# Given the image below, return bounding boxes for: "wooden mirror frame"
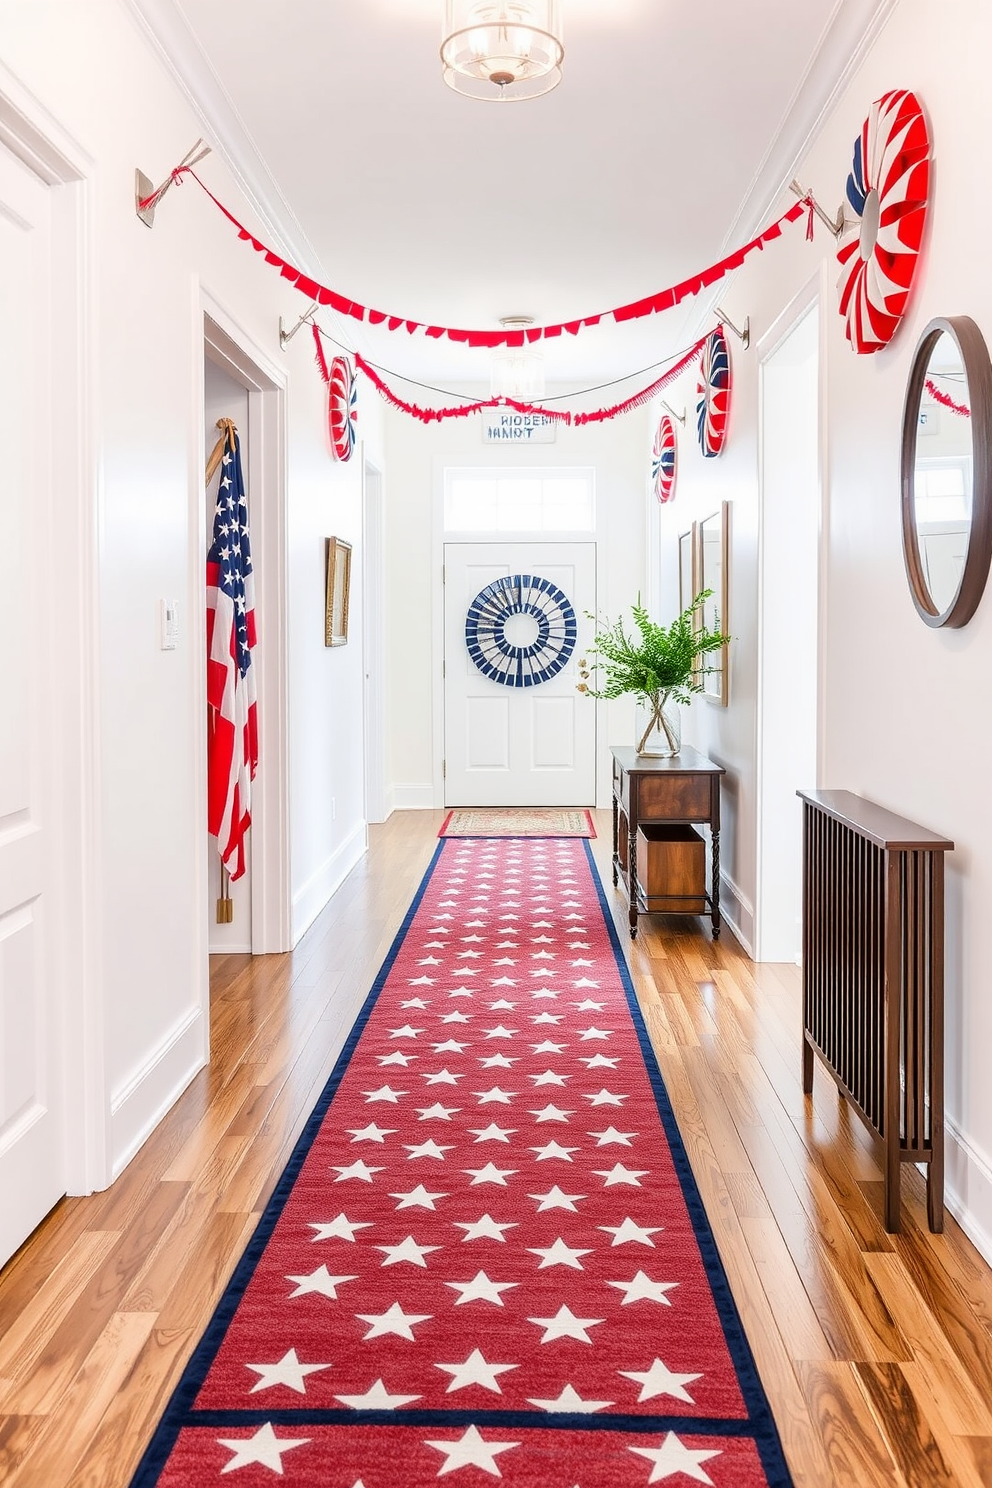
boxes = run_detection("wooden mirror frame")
[901,315,992,628]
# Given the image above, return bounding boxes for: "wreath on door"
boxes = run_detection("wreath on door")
[465,575,577,688]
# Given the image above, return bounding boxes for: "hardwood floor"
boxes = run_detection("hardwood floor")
[1,809,992,1486]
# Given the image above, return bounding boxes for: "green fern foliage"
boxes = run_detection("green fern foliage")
[579,593,728,708]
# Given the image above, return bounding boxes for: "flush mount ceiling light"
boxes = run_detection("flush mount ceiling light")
[490,317,546,399]
[441,1,564,102]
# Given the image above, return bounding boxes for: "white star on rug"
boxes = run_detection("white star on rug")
[347,1123,395,1143]
[529,1069,569,1086]
[418,956,442,965]
[334,1378,421,1410]
[404,1139,455,1160]
[530,1140,579,1161]
[478,1053,517,1068]
[577,1027,611,1041]
[594,1164,649,1187]
[217,1422,309,1474]
[608,1272,679,1305]
[599,1218,662,1246]
[531,1040,567,1054]
[308,1214,373,1242]
[286,1266,358,1300]
[435,1348,518,1393]
[423,1069,464,1085]
[530,1103,574,1122]
[453,1214,518,1242]
[527,1305,604,1343]
[377,1235,442,1268]
[528,1185,586,1211]
[488,998,517,1009]
[417,1103,460,1121]
[530,988,560,999]
[589,1127,637,1146]
[331,1161,384,1183]
[484,1025,517,1038]
[379,1052,416,1067]
[629,1433,721,1483]
[473,1086,517,1104]
[445,1271,519,1305]
[532,1012,563,1026]
[584,1089,628,1106]
[432,1039,470,1054]
[246,1349,330,1395]
[400,999,431,1010]
[526,1383,614,1413]
[425,1425,520,1477]
[469,1123,517,1143]
[463,1163,517,1185]
[356,1302,433,1340]
[441,1011,471,1024]
[390,1183,448,1209]
[528,1237,592,1269]
[619,1358,701,1403]
[362,1085,406,1102]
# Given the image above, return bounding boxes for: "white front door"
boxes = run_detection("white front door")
[444,543,596,806]
[0,147,65,1262]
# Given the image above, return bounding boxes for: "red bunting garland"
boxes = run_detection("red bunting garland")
[163,163,814,348]
[925,377,970,417]
[312,324,712,427]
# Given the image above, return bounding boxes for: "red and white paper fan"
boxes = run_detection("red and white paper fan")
[837,89,931,355]
[651,413,678,502]
[696,328,731,458]
[328,355,358,461]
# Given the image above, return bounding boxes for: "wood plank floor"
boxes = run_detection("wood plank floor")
[2,809,992,1486]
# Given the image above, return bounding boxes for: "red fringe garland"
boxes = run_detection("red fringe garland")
[311,321,330,384]
[168,164,813,348]
[925,377,970,417]
[313,331,712,426]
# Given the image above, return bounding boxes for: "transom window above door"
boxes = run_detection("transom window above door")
[444,468,596,533]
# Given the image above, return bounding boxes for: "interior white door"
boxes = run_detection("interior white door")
[444,543,596,806]
[0,147,65,1262]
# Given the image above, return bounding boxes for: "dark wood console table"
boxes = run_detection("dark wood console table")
[611,746,725,939]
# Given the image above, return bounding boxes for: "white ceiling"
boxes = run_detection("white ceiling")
[133,0,893,394]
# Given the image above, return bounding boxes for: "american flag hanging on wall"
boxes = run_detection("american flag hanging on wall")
[206,422,257,881]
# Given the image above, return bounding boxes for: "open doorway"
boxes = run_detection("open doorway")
[756,292,821,963]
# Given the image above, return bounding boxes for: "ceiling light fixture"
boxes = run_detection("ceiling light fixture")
[490,316,546,399]
[441,1,564,103]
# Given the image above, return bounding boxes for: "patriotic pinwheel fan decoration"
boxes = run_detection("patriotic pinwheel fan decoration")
[837,89,931,355]
[465,575,577,688]
[328,354,358,461]
[696,327,731,458]
[652,412,678,503]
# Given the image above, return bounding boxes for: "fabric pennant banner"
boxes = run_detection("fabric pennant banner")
[129,837,794,1488]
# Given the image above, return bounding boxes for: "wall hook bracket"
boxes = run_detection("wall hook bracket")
[136,138,211,227]
[789,177,847,239]
[660,400,686,426]
[279,301,320,350]
[715,306,750,348]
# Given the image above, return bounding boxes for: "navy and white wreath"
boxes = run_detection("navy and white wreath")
[465,574,577,688]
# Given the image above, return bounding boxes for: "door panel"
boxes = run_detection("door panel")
[444,543,596,806]
[0,146,64,1264]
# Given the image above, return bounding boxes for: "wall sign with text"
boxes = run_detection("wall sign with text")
[481,411,557,444]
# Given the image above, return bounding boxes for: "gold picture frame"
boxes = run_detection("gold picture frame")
[699,502,729,705]
[325,537,352,647]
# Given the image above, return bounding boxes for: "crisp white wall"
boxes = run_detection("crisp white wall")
[654,0,992,1260]
[0,0,381,1183]
[382,403,649,811]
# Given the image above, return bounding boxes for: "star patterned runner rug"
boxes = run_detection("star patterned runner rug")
[130,838,793,1488]
[439,809,596,839]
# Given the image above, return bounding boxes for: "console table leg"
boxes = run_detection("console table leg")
[628,828,639,938]
[612,794,619,887]
[711,830,722,940]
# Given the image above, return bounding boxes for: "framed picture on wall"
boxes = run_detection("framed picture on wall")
[325,537,352,647]
[699,502,729,705]
[678,524,698,614]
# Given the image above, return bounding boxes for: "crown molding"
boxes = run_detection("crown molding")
[121,0,324,277]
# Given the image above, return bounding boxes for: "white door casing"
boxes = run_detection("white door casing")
[443,543,596,806]
[0,146,65,1261]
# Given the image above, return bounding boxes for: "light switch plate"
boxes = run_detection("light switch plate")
[161,598,180,650]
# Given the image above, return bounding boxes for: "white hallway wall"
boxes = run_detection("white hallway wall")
[0,0,382,1186]
[382,406,649,812]
[654,0,992,1260]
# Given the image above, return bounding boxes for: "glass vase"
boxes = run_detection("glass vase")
[635,694,681,757]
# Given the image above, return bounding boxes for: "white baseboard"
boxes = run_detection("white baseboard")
[719,870,754,956]
[109,1005,206,1180]
[386,784,436,813]
[291,822,368,945]
[945,1118,992,1267]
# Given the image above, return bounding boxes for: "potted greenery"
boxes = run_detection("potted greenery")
[577,594,728,756]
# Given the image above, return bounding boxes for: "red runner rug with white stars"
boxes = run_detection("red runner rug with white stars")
[130,838,793,1488]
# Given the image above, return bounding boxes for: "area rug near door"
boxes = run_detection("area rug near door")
[439,808,596,838]
[130,838,792,1488]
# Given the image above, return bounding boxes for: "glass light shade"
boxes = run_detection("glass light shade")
[490,344,546,400]
[441,0,563,102]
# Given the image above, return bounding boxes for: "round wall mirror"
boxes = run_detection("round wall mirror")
[901,315,992,627]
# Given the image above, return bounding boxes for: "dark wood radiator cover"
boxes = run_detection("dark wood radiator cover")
[798,790,953,1233]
